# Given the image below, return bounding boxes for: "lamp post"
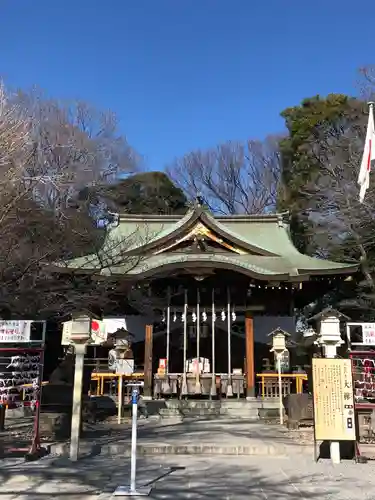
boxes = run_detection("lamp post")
[64,314,91,462]
[268,328,290,426]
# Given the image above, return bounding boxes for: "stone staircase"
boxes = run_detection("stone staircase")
[153,399,264,421]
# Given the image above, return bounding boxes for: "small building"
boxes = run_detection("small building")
[61,201,357,398]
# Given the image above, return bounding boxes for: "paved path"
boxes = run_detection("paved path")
[51,418,314,456]
[0,454,375,499]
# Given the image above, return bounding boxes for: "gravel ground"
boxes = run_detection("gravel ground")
[0,452,374,499]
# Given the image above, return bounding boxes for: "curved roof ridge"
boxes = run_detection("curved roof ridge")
[117,210,290,223]
[118,213,185,222]
[216,212,289,222]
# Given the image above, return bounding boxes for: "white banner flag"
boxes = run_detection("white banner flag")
[358,103,375,203]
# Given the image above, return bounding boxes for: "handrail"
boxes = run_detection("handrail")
[91,372,145,396]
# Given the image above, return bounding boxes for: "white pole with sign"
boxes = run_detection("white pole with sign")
[113,384,151,497]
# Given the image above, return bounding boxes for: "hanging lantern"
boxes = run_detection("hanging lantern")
[232,311,236,322]
[181,313,186,323]
[173,310,177,322]
[202,310,207,322]
[192,311,197,323]
[212,311,217,322]
[221,310,226,321]
[161,310,166,323]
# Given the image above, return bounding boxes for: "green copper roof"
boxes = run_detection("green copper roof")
[57,206,358,279]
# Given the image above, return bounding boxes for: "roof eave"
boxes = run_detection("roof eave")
[297,265,358,276]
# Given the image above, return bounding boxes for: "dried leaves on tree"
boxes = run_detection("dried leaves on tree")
[0,84,141,318]
[167,137,281,214]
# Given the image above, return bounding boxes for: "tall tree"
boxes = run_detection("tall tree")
[167,137,281,215]
[90,171,187,215]
[0,83,142,318]
[278,94,365,253]
[278,93,375,317]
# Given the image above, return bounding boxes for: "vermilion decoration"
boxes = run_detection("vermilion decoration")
[91,320,100,331]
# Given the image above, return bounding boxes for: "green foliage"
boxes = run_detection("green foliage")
[278,94,365,252]
[279,94,363,206]
[97,171,187,215]
[277,93,375,319]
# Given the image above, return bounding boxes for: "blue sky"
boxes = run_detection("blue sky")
[0,1,372,170]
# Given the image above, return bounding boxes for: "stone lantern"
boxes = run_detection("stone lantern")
[268,327,291,370]
[111,327,135,375]
[68,314,92,344]
[308,308,349,359]
[267,328,291,426]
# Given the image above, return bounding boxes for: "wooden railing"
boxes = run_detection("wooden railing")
[257,373,308,399]
[90,372,144,397]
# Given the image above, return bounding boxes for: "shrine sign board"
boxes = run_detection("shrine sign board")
[312,358,356,441]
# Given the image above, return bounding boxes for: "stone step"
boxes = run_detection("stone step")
[159,408,182,416]
[158,399,263,421]
[165,400,261,410]
[51,441,311,457]
[219,409,259,415]
[158,411,259,421]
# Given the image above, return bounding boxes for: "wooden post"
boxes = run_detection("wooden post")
[0,405,5,431]
[245,315,255,398]
[143,324,153,399]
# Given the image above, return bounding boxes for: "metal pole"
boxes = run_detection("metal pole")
[226,287,233,397]
[181,289,188,396]
[130,389,138,492]
[277,353,284,425]
[70,342,86,461]
[195,287,201,394]
[113,387,151,496]
[210,288,216,397]
[117,375,123,424]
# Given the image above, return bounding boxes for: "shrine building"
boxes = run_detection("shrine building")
[61,200,358,399]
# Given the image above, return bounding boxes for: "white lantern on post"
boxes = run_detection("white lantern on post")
[69,315,92,344]
[62,315,91,346]
[271,331,287,353]
[308,308,348,359]
[268,328,291,426]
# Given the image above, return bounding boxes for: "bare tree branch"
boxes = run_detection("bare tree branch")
[0,82,148,319]
[166,136,281,214]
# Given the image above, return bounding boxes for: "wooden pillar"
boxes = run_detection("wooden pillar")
[245,315,255,398]
[143,324,153,399]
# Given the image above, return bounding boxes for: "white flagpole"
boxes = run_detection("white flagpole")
[358,101,375,203]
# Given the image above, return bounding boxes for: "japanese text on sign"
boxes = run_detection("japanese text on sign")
[0,321,31,343]
[312,358,356,441]
[362,323,375,345]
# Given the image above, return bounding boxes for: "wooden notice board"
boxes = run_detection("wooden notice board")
[312,358,356,441]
